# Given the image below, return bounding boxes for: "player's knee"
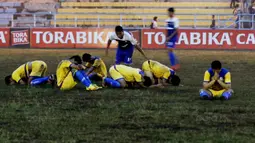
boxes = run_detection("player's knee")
[199,89,212,100]
[117,79,126,88]
[221,90,233,100]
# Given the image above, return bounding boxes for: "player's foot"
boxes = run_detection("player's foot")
[49,74,56,88]
[171,64,180,71]
[86,84,102,91]
[93,84,102,89]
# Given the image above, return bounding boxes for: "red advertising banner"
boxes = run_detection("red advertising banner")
[31,28,140,48]
[141,29,255,49]
[11,30,29,46]
[0,28,10,47]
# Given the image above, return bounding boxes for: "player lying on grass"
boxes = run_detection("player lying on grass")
[5,60,55,86]
[142,60,180,88]
[103,64,152,88]
[200,60,233,100]
[56,55,101,91]
[106,25,148,65]
[82,53,107,83]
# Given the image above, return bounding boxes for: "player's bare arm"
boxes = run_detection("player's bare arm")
[106,39,112,56]
[217,80,231,89]
[86,66,95,76]
[134,44,148,59]
[70,64,83,70]
[203,80,216,89]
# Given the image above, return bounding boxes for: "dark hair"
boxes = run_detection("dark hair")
[115,25,123,32]
[69,55,82,64]
[171,75,180,86]
[211,60,222,70]
[5,75,12,85]
[235,4,239,8]
[168,7,175,13]
[143,76,152,87]
[82,53,92,62]
[153,16,157,20]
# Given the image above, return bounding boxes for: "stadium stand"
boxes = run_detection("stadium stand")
[0,0,242,28]
[56,1,235,28]
[0,0,57,27]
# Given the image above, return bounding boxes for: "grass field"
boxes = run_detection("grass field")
[1,49,255,142]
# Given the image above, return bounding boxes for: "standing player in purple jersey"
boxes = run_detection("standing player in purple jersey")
[165,7,180,71]
[106,26,147,65]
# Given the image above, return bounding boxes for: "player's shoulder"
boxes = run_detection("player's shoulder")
[206,68,213,74]
[220,68,230,75]
[124,31,133,37]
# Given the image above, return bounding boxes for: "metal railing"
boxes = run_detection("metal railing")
[0,13,254,29]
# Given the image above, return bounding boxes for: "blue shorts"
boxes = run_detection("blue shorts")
[116,45,134,64]
[167,37,177,49]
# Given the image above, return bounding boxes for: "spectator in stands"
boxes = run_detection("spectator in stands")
[249,2,255,14]
[230,0,236,8]
[210,15,216,29]
[233,4,242,28]
[150,16,158,29]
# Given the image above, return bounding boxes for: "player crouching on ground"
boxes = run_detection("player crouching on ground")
[103,64,152,88]
[5,60,55,86]
[142,60,180,88]
[82,53,107,84]
[200,60,233,100]
[56,55,101,91]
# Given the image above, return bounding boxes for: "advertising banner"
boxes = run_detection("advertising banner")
[0,28,10,47]
[31,28,140,48]
[141,29,255,49]
[10,28,30,47]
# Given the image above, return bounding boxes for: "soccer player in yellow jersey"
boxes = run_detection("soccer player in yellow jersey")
[5,60,55,86]
[103,64,152,88]
[56,55,100,91]
[200,60,233,100]
[142,60,180,87]
[82,53,107,82]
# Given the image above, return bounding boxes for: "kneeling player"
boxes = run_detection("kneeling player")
[103,64,151,88]
[142,60,180,88]
[200,60,233,100]
[56,55,100,91]
[5,60,55,86]
[82,53,107,82]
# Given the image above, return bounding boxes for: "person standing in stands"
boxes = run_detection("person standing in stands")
[230,0,237,8]
[150,16,158,29]
[233,4,242,28]
[210,15,216,29]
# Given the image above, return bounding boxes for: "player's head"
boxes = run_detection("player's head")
[168,7,175,17]
[153,16,158,21]
[211,60,222,73]
[69,55,82,65]
[235,4,239,8]
[212,15,215,19]
[143,76,152,87]
[5,75,16,85]
[115,25,124,39]
[82,53,92,62]
[168,75,180,86]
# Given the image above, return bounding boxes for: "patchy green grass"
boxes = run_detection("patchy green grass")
[0,49,255,142]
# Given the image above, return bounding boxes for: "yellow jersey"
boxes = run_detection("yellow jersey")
[85,57,107,77]
[12,60,47,83]
[142,60,175,79]
[109,65,143,82]
[204,68,231,91]
[56,60,73,87]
